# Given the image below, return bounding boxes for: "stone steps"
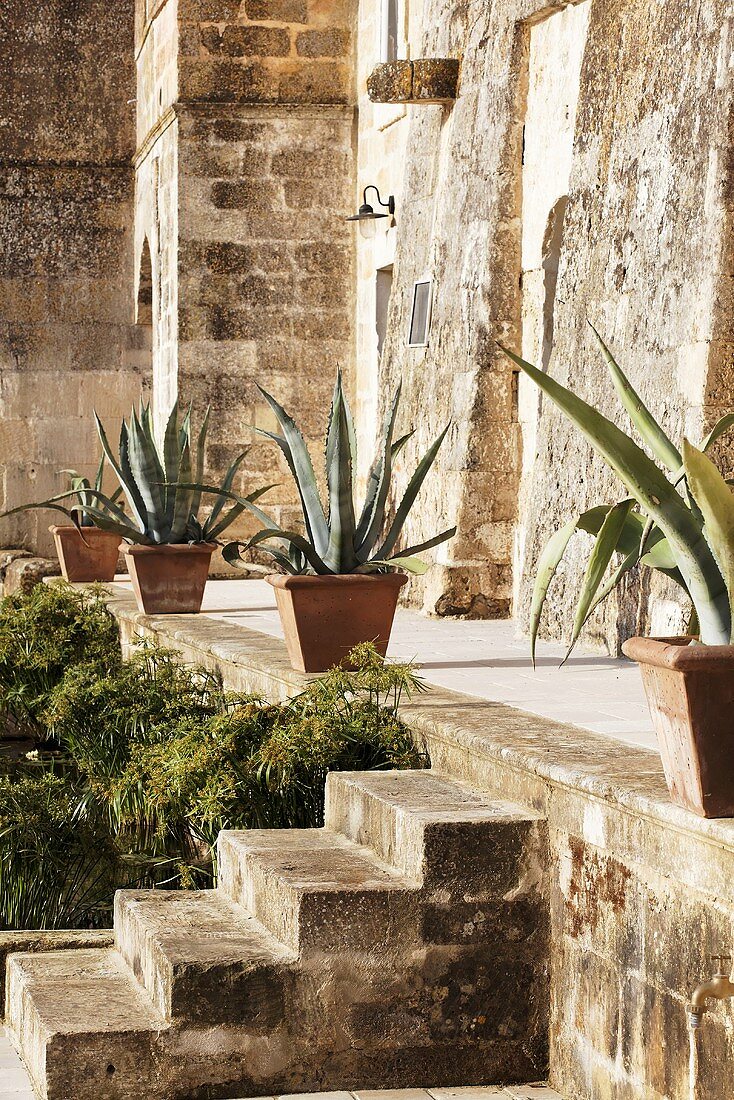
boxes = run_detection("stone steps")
[5,770,550,1100]
[114,888,295,1024]
[218,827,420,952]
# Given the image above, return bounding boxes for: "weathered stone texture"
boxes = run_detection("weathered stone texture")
[518,0,734,651]
[367,59,460,104]
[173,105,354,537]
[0,1,148,556]
[134,0,356,541]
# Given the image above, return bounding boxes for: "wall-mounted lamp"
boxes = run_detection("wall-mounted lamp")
[346,185,395,238]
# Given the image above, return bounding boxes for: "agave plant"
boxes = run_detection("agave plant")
[212,371,455,575]
[88,401,274,545]
[501,326,734,654]
[2,402,270,547]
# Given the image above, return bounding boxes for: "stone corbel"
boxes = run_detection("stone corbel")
[366,58,460,105]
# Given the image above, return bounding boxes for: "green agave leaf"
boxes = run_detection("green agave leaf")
[0,500,81,523]
[257,385,329,556]
[586,548,641,621]
[161,401,180,533]
[382,555,427,574]
[169,440,194,543]
[590,324,682,473]
[565,499,635,658]
[222,540,301,575]
[207,449,249,529]
[376,423,451,561]
[391,430,415,457]
[246,528,333,575]
[683,439,734,641]
[171,484,278,533]
[324,371,357,572]
[701,412,734,454]
[67,506,150,544]
[387,526,456,560]
[94,453,106,493]
[355,384,402,559]
[529,517,580,665]
[128,408,167,539]
[95,413,146,530]
[204,483,276,541]
[190,405,211,526]
[500,343,730,645]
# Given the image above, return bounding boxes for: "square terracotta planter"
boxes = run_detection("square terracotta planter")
[622,635,734,817]
[122,543,215,615]
[50,525,121,583]
[267,572,408,673]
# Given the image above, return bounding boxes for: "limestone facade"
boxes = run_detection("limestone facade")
[3,1,734,641]
[0,1,148,556]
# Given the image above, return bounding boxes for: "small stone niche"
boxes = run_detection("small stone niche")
[367,58,460,105]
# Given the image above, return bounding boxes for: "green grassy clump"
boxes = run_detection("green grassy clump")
[0,586,427,929]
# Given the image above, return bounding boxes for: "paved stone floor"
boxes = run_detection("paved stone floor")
[0,1028,34,1098]
[181,578,655,752]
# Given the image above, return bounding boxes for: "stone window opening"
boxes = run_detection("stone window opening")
[381,0,402,62]
[136,237,153,328]
[376,264,394,359]
[540,194,568,372]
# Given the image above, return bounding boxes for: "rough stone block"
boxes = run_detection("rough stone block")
[325,771,546,892]
[211,179,280,210]
[3,556,61,595]
[218,828,420,951]
[296,29,351,57]
[6,949,164,1100]
[277,61,349,104]
[244,0,308,21]
[0,930,113,1018]
[412,58,461,102]
[366,60,413,103]
[222,25,292,57]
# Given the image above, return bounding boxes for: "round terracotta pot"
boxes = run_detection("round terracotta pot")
[267,572,408,673]
[622,635,734,818]
[50,525,122,583]
[122,542,215,615]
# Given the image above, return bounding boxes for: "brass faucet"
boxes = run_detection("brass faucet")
[689,955,734,1029]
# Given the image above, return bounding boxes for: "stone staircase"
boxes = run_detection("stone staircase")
[4,770,549,1100]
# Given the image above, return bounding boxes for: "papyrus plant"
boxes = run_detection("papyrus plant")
[217,371,456,575]
[501,327,734,653]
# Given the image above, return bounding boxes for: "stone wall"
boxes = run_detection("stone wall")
[135,0,356,547]
[518,0,734,650]
[0,1,148,556]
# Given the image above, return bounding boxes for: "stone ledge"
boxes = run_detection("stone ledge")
[367,59,460,104]
[90,582,734,884]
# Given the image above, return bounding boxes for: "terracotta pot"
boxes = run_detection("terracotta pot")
[622,635,734,817]
[50,525,121,583]
[267,572,409,673]
[122,542,215,615]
